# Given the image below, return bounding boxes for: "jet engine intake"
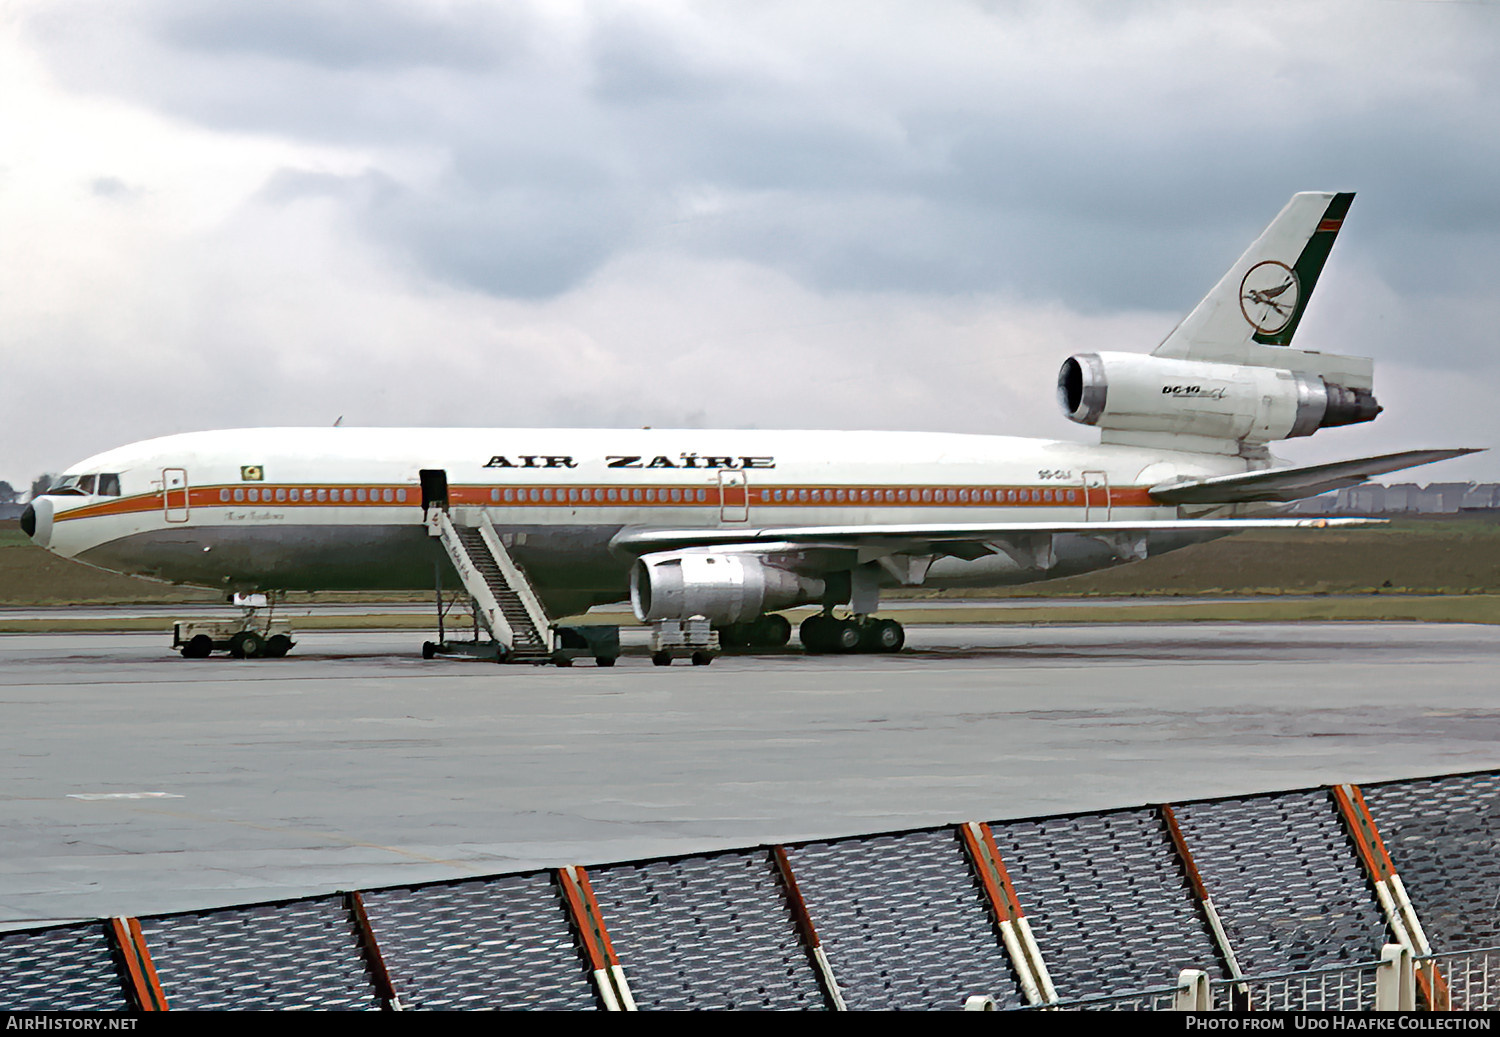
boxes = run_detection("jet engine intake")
[631,551,826,625]
[1057,352,1380,444]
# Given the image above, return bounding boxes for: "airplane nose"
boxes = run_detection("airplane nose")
[20,503,35,538]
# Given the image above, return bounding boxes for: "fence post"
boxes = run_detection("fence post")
[1173,969,1214,1011]
[1375,943,1415,1011]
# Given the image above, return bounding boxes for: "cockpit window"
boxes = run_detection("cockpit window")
[48,475,87,496]
[98,474,120,497]
[78,474,97,495]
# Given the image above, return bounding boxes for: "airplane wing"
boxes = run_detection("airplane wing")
[610,516,1378,559]
[1147,448,1481,505]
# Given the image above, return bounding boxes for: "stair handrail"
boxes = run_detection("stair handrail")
[476,511,555,653]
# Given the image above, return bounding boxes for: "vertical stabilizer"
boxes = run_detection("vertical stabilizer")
[1154,191,1354,363]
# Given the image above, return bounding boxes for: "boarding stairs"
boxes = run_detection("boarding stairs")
[427,508,555,662]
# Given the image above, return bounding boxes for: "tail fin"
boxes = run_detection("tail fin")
[1155,191,1355,363]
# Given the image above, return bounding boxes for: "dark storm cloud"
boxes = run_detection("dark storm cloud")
[19,1,1500,322]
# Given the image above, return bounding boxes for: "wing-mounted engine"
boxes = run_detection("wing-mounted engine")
[1058,351,1380,448]
[631,550,826,625]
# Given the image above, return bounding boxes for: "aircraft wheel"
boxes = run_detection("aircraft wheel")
[229,631,265,659]
[691,651,713,666]
[829,620,861,653]
[181,635,213,659]
[652,651,673,666]
[554,656,574,667]
[799,615,829,652]
[753,614,792,647]
[866,619,905,653]
[421,641,437,659]
[264,635,293,658]
[596,656,617,667]
[716,624,747,648]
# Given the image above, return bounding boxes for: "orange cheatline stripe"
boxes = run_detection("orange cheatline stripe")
[53,481,1161,521]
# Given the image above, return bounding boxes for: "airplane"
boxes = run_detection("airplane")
[19,192,1477,663]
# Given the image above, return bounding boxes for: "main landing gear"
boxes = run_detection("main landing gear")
[715,614,793,649]
[799,613,906,654]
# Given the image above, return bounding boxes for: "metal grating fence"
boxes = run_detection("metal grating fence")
[784,829,1018,1010]
[359,872,597,1010]
[1361,772,1500,952]
[137,898,382,1010]
[9,768,1500,1011]
[586,850,827,1010]
[0,923,125,1012]
[1170,791,1388,983]
[988,808,1223,1000]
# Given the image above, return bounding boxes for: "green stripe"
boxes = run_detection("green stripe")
[1253,191,1355,346]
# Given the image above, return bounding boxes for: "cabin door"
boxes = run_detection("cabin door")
[419,470,450,514]
[718,470,749,523]
[162,468,190,523]
[1083,471,1110,522]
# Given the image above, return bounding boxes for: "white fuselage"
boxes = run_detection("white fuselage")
[27,427,1250,613]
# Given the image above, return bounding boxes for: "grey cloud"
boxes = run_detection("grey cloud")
[151,0,527,72]
[89,176,141,201]
[20,1,1500,322]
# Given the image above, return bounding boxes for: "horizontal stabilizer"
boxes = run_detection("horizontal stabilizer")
[1148,448,1482,505]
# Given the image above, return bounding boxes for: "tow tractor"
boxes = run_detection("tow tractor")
[173,593,295,659]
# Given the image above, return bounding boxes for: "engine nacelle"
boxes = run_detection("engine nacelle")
[1057,352,1379,444]
[631,551,825,625]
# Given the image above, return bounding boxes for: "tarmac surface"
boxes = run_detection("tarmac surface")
[3,620,1499,929]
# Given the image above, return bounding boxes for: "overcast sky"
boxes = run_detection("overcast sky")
[3,0,1497,489]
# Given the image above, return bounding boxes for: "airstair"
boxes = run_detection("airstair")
[426,507,556,663]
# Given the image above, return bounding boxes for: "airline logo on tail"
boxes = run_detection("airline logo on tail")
[1239,260,1299,335]
[1248,191,1352,346]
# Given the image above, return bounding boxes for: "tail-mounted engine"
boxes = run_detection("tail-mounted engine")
[631,550,825,626]
[1058,352,1380,447]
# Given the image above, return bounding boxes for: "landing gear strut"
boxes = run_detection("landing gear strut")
[799,613,905,654]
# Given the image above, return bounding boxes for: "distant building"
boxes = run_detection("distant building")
[1282,481,1499,516]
